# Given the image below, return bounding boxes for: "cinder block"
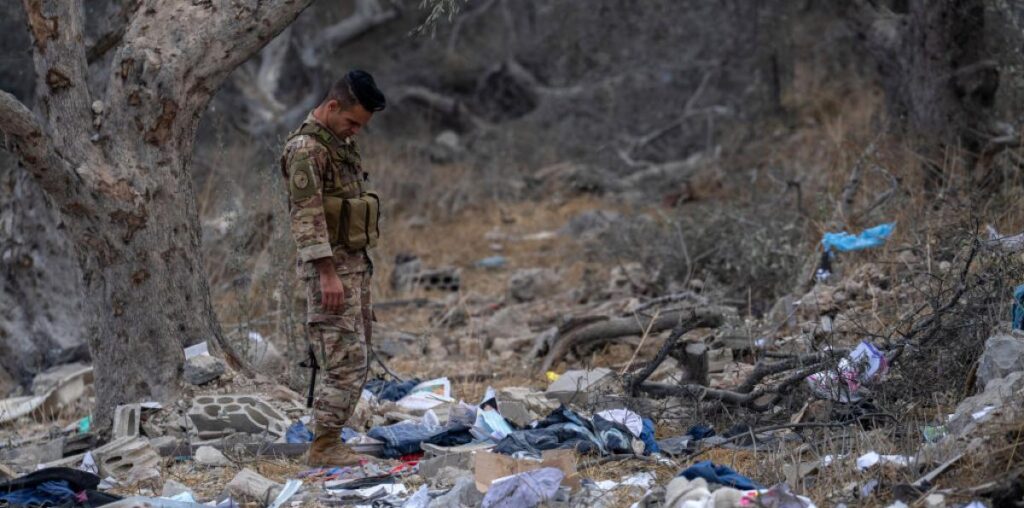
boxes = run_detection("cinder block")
[93,437,161,484]
[187,394,288,441]
[112,404,141,439]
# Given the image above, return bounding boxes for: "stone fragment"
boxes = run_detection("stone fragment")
[507,268,560,302]
[183,355,225,385]
[948,371,1024,436]
[977,330,1024,388]
[227,468,282,501]
[546,368,613,404]
[194,445,231,467]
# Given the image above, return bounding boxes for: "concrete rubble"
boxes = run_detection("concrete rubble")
[0,220,1019,508]
[183,355,226,386]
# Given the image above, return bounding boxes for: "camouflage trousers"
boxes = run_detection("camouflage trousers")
[305,270,372,431]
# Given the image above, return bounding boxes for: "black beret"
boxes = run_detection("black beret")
[347,70,386,112]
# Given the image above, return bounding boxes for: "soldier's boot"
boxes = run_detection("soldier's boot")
[307,426,372,467]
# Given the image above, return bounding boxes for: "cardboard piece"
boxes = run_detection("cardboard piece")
[473,449,579,493]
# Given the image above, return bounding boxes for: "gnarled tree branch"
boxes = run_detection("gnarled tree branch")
[0,89,82,205]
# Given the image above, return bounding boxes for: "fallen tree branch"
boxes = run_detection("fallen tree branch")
[630,291,709,314]
[540,306,728,373]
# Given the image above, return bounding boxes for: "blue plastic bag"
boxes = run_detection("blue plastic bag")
[822,223,895,252]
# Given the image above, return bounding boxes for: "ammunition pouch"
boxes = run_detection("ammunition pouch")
[325,192,380,250]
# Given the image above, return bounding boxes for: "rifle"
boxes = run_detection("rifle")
[298,343,319,408]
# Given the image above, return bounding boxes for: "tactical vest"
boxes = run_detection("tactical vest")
[284,120,380,251]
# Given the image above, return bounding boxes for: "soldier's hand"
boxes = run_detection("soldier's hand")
[320,271,346,314]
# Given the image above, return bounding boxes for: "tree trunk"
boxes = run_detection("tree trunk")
[850,0,999,170]
[66,149,220,421]
[0,0,313,426]
[0,155,88,388]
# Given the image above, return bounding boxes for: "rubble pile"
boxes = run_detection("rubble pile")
[1,214,1021,507]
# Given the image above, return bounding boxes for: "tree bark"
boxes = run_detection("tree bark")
[848,0,999,169]
[1,0,313,425]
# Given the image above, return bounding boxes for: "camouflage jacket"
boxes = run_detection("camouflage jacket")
[281,113,371,276]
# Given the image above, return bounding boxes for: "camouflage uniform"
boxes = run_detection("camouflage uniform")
[282,113,374,431]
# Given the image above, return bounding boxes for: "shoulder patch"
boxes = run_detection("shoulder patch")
[288,157,318,200]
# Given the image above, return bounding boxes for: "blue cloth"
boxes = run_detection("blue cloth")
[492,423,604,456]
[0,480,77,507]
[822,223,895,252]
[640,418,659,455]
[363,378,421,402]
[1013,284,1024,330]
[592,415,633,454]
[686,424,715,440]
[366,421,473,458]
[679,460,764,490]
[286,421,314,443]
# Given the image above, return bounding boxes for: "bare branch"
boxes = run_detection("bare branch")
[392,85,491,130]
[540,306,728,373]
[319,0,399,48]
[104,0,315,143]
[0,90,82,204]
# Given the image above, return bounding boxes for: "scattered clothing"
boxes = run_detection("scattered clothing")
[363,378,421,402]
[493,405,606,457]
[286,420,314,443]
[678,460,764,490]
[481,467,564,508]
[366,421,472,458]
[592,414,635,454]
[656,435,691,456]
[0,467,120,507]
[594,409,643,437]
[687,424,716,440]
[492,423,603,456]
[640,418,659,455]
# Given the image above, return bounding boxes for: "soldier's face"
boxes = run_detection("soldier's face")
[325,101,373,138]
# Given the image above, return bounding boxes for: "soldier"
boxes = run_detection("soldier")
[281,70,386,466]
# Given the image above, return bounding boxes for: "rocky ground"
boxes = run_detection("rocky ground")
[3,190,1024,508]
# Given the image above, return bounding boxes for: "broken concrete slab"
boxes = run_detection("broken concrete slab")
[94,437,161,484]
[0,364,92,424]
[184,355,225,385]
[187,394,289,441]
[546,368,614,404]
[0,436,64,469]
